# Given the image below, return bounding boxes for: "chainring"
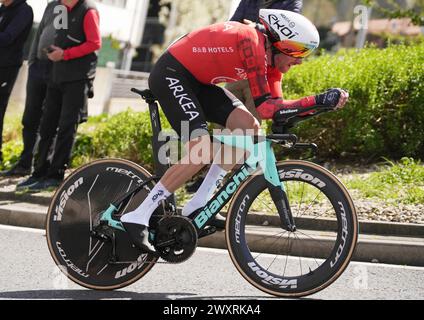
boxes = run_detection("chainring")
[154,216,198,264]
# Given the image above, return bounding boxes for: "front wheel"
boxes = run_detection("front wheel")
[46,159,158,290]
[226,160,358,298]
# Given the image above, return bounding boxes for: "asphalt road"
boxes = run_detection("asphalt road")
[0,225,423,300]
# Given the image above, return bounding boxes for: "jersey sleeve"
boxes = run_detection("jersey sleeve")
[237,27,272,105]
[267,66,283,98]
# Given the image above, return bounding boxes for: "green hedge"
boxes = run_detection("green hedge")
[5,42,419,171]
[72,111,171,170]
[282,41,424,160]
[72,42,423,168]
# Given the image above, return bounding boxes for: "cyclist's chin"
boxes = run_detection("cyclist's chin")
[278,64,292,74]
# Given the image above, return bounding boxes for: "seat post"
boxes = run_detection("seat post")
[131,88,169,177]
[132,88,177,213]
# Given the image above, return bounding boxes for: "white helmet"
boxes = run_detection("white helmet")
[259,9,320,58]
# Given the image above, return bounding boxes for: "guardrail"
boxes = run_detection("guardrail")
[110,69,150,99]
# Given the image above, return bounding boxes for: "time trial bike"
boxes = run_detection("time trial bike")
[46,88,358,298]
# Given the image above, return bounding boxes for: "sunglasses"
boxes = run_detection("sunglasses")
[273,40,317,58]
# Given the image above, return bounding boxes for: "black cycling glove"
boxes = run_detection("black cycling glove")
[315,89,343,109]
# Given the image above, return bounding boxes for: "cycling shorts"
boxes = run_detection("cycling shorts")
[148,51,244,143]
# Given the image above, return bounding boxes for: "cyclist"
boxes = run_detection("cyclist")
[121,9,349,253]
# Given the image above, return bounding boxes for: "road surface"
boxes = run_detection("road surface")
[0,225,423,300]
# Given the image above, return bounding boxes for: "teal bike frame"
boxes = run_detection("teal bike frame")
[99,133,297,233]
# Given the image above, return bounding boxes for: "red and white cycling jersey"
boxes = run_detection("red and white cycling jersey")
[169,21,283,101]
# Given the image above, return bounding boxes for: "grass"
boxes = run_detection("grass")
[1,113,23,170]
[342,158,424,205]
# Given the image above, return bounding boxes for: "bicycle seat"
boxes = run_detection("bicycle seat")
[131,88,157,103]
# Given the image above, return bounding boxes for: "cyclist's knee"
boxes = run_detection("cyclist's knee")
[184,134,213,165]
[252,119,261,133]
[227,107,261,133]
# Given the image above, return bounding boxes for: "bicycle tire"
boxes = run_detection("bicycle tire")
[226,160,358,298]
[46,159,158,290]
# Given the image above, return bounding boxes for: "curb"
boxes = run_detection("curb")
[198,230,424,267]
[0,189,423,237]
[0,189,52,206]
[0,202,423,267]
[0,204,47,230]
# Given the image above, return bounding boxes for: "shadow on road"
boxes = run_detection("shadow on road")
[0,290,193,300]
[0,290,279,300]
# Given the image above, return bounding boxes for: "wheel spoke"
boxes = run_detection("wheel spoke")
[255,192,277,214]
[296,190,325,218]
[252,230,288,260]
[309,206,336,220]
[293,233,303,276]
[282,232,293,277]
[295,229,333,260]
[296,182,306,218]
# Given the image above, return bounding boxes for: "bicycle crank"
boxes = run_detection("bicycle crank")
[153,216,198,264]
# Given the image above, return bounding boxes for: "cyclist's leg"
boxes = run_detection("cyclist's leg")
[121,52,215,250]
[181,86,261,218]
[201,86,261,171]
[145,51,214,193]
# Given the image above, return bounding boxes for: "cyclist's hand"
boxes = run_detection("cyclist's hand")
[336,89,349,110]
[315,89,349,110]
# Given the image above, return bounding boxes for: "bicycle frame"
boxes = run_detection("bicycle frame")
[192,134,294,231]
[99,93,297,233]
[99,133,296,233]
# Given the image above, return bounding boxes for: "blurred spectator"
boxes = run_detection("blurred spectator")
[231,0,303,24]
[1,0,58,177]
[0,0,33,163]
[17,0,101,191]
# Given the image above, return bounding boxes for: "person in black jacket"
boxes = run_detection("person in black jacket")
[0,0,33,163]
[231,0,303,23]
[17,0,101,192]
[1,1,57,177]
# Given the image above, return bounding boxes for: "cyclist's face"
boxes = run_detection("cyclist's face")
[274,53,303,73]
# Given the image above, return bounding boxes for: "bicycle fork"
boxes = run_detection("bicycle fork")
[268,184,297,232]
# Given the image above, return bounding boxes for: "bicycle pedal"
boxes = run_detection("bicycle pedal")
[91,230,110,242]
[198,226,216,239]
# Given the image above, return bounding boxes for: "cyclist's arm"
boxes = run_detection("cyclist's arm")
[255,96,316,120]
[267,66,283,99]
[237,32,315,120]
[256,89,349,120]
[255,67,317,120]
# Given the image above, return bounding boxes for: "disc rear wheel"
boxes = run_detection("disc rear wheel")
[46,159,159,290]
